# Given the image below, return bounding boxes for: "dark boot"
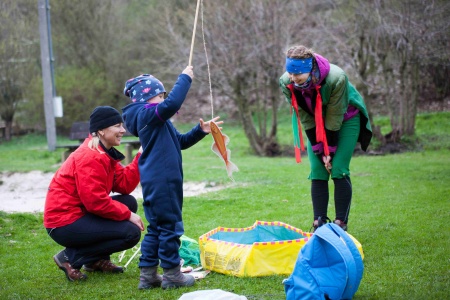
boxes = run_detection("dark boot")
[161,265,195,289]
[333,219,348,231]
[138,266,162,289]
[83,259,123,273]
[311,216,331,232]
[53,250,88,282]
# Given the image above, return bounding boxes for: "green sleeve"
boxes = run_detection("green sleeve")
[279,72,292,104]
[323,68,349,131]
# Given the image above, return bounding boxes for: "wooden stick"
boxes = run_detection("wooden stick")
[124,245,141,269]
[188,0,201,66]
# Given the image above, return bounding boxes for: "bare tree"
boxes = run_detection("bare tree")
[6,0,448,151]
[0,0,38,140]
[133,0,362,156]
[153,0,315,156]
[327,0,450,144]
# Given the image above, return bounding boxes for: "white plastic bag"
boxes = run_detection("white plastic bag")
[178,289,247,300]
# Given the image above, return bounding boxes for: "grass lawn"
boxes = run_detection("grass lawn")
[0,112,449,299]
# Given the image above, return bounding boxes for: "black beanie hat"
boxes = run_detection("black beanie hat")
[89,106,123,133]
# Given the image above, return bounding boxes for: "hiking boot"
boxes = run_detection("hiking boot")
[333,219,348,231]
[83,259,123,273]
[138,266,163,289]
[53,250,88,282]
[161,264,195,289]
[312,216,331,232]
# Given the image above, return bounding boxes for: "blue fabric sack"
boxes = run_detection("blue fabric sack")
[284,223,364,300]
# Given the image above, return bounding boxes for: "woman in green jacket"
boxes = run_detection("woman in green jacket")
[279,45,372,231]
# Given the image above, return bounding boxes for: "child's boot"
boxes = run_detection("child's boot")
[138,266,162,289]
[161,265,195,289]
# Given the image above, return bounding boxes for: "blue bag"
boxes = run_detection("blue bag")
[284,223,364,300]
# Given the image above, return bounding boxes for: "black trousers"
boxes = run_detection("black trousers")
[46,194,141,269]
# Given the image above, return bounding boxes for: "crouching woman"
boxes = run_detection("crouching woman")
[44,106,144,282]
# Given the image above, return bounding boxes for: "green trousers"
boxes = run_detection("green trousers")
[307,114,360,180]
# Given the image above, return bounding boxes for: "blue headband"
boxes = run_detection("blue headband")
[285,57,313,74]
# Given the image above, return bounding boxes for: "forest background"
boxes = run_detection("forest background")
[0,0,449,155]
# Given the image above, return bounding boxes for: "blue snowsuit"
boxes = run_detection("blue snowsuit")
[122,74,207,269]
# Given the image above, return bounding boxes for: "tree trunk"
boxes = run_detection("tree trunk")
[4,120,12,141]
[405,60,419,135]
[232,73,281,157]
[383,55,402,143]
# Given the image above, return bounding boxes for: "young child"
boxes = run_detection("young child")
[122,66,221,289]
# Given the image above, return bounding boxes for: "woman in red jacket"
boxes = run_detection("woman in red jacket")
[44,106,144,282]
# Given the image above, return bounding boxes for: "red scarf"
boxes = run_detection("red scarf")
[287,84,329,163]
[314,85,329,156]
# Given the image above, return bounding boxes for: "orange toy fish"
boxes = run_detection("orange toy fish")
[210,121,239,179]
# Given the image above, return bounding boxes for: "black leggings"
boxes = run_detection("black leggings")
[311,177,352,224]
[46,194,141,269]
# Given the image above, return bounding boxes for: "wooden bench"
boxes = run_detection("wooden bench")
[57,121,140,164]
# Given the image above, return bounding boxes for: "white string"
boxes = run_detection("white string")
[200,0,214,119]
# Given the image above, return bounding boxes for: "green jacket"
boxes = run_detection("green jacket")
[279,64,372,151]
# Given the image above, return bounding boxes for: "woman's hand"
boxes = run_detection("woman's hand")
[322,155,332,171]
[199,116,223,133]
[129,212,144,231]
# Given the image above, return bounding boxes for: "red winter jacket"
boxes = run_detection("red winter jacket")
[44,138,141,228]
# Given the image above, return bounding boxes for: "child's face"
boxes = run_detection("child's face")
[147,93,164,104]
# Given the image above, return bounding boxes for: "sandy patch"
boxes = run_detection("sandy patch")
[0,171,225,213]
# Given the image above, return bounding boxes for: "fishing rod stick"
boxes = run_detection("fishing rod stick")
[188,0,201,66]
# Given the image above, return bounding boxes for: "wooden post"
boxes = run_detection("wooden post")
[38,0,57,151]
[125,143,133,165]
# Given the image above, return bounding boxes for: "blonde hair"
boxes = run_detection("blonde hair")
[286,45,314,59]
[88,133,103,152]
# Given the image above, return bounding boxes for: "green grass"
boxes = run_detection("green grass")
[0,112,449,299]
